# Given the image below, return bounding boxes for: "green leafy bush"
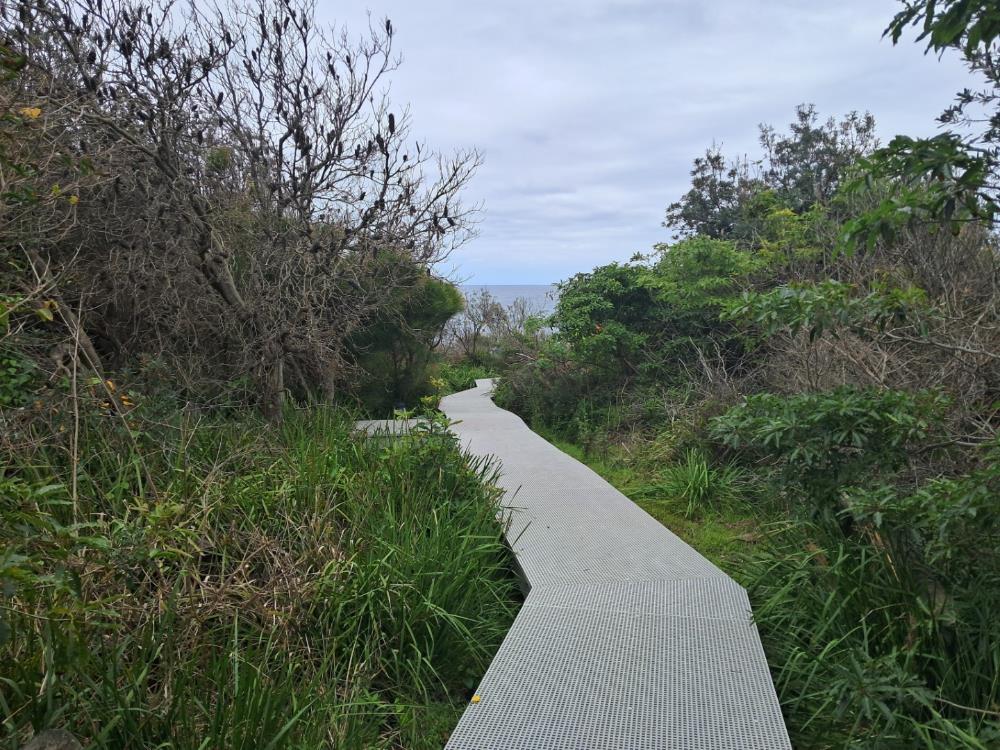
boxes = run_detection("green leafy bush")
[846,443,1000,593]
[552,262,654,377]
[748,464,1000,750]
[0,348,36,407]
[349,275,465,415]
[551,237,757,381]
[710,387,946,508]
[493,338,599,437]
[725,280,929,341]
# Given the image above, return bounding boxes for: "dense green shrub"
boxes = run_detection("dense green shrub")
[710,387,947,509]
[552,262,655,377]
[349,275,465,415]
[497,236,765,438]
[846,444,1000,600]
[747,440,1000,749]
[551,237,758,381]
[493,339,602,438]
[725,280,930,341]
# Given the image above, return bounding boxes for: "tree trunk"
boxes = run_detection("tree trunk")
[261,342,285,422]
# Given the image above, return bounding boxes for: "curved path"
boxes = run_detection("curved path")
[441,380,791,750]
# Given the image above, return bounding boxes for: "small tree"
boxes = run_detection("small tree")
[449,288,505,363]
[665,106,877,242]
[2,0,479,418]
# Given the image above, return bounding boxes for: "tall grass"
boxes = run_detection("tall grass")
[1,405,519,748]
[653,449,747,517]
[747,520,1000,749]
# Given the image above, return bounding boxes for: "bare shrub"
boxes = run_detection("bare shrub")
[1,0,478,417]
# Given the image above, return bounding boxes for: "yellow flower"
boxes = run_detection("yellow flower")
[19,107,42,119]
[68,195,79,205]
[470,695,481,704]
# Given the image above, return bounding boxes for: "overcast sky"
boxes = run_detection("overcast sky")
[325,1,971,284]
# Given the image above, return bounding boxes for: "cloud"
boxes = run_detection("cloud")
[323,0,971,283]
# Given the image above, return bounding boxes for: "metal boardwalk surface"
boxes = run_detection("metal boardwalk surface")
[440,380,791,750]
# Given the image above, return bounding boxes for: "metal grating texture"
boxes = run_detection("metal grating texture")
[440,380,791,749]
[525,577,752,621]
[445,604,788,750]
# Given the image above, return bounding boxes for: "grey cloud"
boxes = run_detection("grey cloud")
[326,1,971,283]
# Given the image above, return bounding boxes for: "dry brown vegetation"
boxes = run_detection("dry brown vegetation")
[3,0,477,417]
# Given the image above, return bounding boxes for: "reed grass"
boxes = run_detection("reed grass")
[1,405,519,748]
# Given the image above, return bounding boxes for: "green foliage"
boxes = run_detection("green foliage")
[665,105,878,241]
[749,520,1000,748]
[759,105,879,214]
[710,387,946,505]
[846,443,1000,591]
[886,0,1000,55]
[843,135,995,250]
[552,262,653,376]
[497,238,765,446]
[350,275,464,415]
[433,360,492,395]
[748,445,1000,746]
[550,237,756,381]
[844,2,1000,251]
[205,146,234,173]
[1,406,518,748]
[748,199,827,267]
[664,146,754,239]
[653,449,748,518]
[493,339,596,437]
[0,347,37,407]
[726,280,929,340]
[647,237,760,309]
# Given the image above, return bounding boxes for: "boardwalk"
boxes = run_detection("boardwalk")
[440,380,791,750]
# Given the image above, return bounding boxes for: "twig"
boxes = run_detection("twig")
[70,298,82,521]
[934,696,1000,719]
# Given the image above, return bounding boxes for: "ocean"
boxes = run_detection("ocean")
[460,284,558,315]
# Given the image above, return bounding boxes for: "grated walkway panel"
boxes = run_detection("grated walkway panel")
[440,380,791,749]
